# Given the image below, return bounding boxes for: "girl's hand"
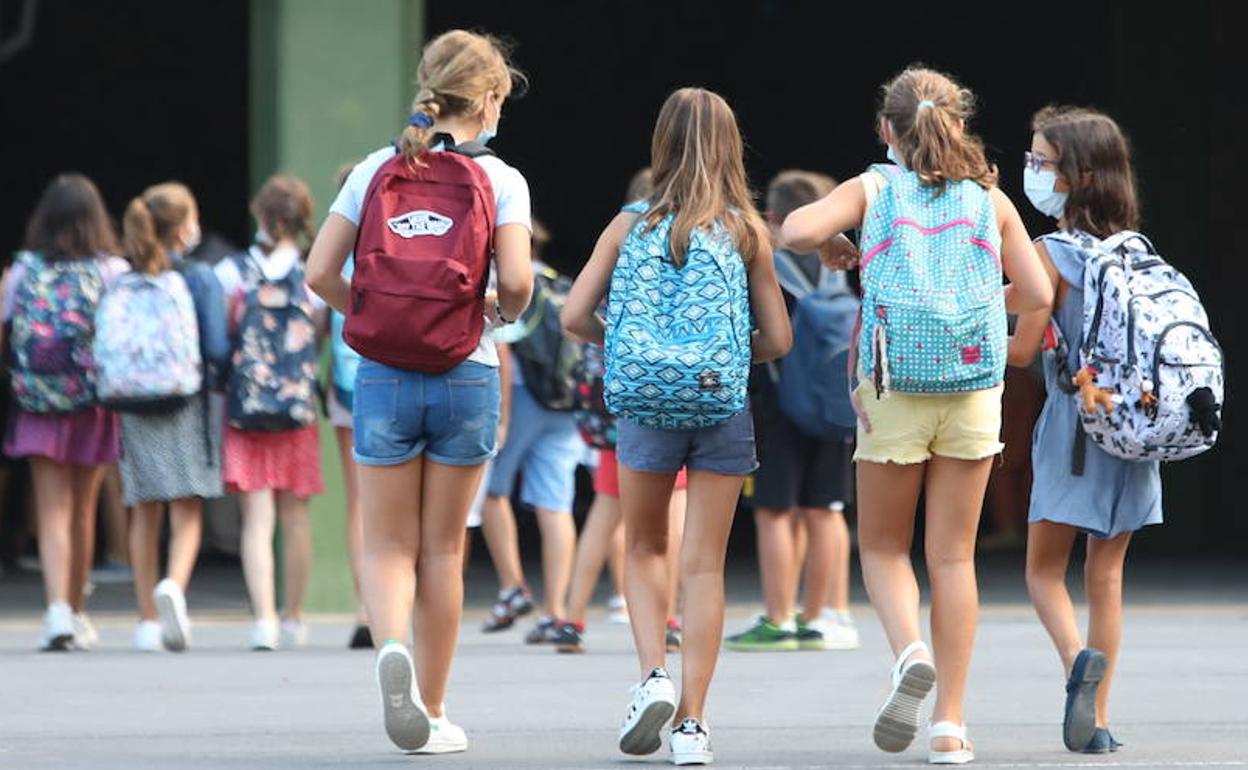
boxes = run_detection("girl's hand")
[819,234,860,271]
[850,385,872,434]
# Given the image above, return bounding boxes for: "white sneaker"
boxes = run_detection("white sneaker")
[134,620,164,652]
[619,667,677,756]
[670,718,713,766]
[40,602,75,651]
[415,714,468,754]
[72,612,99,651]
[606,594,630,624]
[376,641,431,752]
[280,619,308,649]
[250,619,279,651]
[154,578,191,652]
[803,609,861,651]
[874,641,937,753]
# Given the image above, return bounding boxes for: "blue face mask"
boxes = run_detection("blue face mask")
[1023,167,1068,219]
[477,119,498,145]
[886,144,907,170]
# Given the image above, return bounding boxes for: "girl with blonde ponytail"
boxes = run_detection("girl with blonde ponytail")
[115,182,229,654]
[784,66,1053,764]
[306,29,533,755]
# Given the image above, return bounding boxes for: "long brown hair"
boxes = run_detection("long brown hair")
[1032,105,1139,238]
[644,87,767,267]
[400,30,526,162]
[23,173,118,261]
[878,67,997,191]
[251,175,315,254]
[122,182,197,275]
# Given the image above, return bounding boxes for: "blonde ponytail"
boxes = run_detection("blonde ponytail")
[400,30,525,163]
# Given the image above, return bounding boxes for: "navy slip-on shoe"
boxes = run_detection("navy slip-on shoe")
[1082,727,1113,754]
[1064,648,1107,751]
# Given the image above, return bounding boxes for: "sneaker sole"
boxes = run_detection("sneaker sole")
[620,698,676,756]
[155,591,188,652]
[42,634,74,652]
[378,651,430,752]
[556,643,585,654]
[1065,651,1107,751]
[672,749,714,765]
[873,660,936,753]
[723,639,799,652]
[414,738,468,754]
[799,637,861,651]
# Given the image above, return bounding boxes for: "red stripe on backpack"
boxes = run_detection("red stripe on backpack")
[345,148,496,372]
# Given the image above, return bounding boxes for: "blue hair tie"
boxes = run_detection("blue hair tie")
[409,112,434,128]
[917,100,935,111]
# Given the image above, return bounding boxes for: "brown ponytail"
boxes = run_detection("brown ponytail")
[878,66,997,191]
[122,196,169,275]
[399,30,526,163]
[251,174,315,255]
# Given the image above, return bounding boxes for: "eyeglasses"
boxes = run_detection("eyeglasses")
[1024,151,1059,173]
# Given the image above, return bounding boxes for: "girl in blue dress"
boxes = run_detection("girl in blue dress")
[1009,106,1161,755]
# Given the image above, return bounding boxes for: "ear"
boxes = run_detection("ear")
[880,118,893,144]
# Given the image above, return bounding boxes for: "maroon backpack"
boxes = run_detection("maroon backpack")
[345,140,496,372]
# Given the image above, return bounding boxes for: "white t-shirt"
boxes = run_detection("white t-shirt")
[329,144,532,368]
[213,244,326,311]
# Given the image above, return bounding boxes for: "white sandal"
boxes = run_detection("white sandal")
[873,640,937,753]
[928,721,974,765]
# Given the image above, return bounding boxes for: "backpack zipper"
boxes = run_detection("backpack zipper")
[1124,287,1199,367]
[1149,320,1222,403]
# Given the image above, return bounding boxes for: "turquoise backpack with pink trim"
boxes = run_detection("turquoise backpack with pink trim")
[856,164,1005,395]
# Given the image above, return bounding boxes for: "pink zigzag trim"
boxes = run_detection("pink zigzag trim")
[861,218,1000,270]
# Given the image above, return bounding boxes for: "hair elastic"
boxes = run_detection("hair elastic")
[916,100,935,111]
[409,112,434,128]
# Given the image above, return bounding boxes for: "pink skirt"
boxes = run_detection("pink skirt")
[222,424,324,498]
[3,406,121,466]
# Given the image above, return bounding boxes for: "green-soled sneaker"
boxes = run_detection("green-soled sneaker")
[724,616,799,652]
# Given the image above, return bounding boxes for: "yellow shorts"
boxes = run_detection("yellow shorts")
[853,382,1004,465]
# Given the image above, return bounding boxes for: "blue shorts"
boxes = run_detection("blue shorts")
[486,383,583,513]
[616,409,758,476]
[352,358,500,468]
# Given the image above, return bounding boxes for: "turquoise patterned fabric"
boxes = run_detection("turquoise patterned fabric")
[603,203,752,429]
[857,164,1005,394]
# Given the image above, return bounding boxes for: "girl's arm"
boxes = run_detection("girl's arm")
[780,176,868,253]
[305,213,356,313]
[992,188,1053,314]
[747,231,794,364]
[561,212,636,344]
[492,223,534,323]
[496,341,513,449]
[1007,240,1061,367]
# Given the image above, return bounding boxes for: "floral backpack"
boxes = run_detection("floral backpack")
[9,252,104,413]
[226,254,319,431]
[572,342,616,449]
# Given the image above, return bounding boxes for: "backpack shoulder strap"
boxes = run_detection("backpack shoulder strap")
[451,139,496,159]
[1100,230,1155,255]
[773,250,815,300]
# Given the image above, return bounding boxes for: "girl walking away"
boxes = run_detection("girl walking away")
[783,67,1052,764]
[1,173,129,651]
[215,175,325,651]
[1009,107,1216,753]
[563,87,792,766]
[114,182,229,652]
[306,29,532,755]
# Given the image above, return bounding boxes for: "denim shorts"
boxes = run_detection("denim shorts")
[485,383,583,513]
[352,358,500,467]
[616,409,758,476]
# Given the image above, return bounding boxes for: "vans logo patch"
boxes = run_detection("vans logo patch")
[387,210,453,238]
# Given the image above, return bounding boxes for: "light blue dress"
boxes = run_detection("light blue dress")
[1028,233,1163,539]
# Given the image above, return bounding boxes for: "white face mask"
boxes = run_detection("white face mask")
[255,226,274,247]
[1023,167,1068,219]
[183,221,202,253]
[886,144,907,170]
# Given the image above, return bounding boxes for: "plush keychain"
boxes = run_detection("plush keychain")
[1073,366,1117,414]
[1137,379,1159,416]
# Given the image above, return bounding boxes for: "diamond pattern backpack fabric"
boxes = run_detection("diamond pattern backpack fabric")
[603,203,752,430]
[857,164,1005,395]
[9,252,104,413]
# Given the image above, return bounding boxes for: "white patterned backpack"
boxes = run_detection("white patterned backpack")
[1045,231,1222,467]
[94,270,203,412]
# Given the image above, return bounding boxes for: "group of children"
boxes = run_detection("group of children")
[4,24,1214,768]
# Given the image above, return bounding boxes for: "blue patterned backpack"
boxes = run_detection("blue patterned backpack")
[603,204,753,430]
[330,256,362,410]
[226,254,319,431]
[9,252,104,413]
[857,164,1005,395]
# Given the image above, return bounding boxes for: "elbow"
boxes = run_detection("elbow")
[1017,282,1055,315]
[779,216,817,253]
[498,272,533,318]
[305,262,333,299]
[1006,347,1036,368]
[559,304,589,342]
[755,328,794,364]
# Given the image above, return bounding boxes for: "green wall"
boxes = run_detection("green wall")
[250,0,423,612]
